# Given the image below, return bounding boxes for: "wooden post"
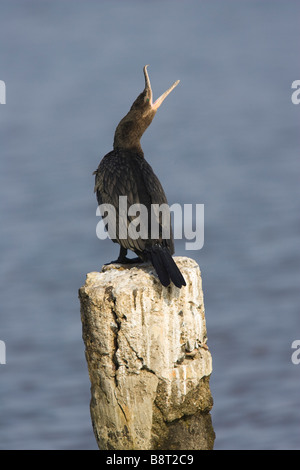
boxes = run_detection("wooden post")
[79,256,215,450]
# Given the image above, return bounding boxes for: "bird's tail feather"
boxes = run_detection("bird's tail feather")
[147,245,186,288]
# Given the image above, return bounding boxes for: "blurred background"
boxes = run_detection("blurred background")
[0,0,299,450]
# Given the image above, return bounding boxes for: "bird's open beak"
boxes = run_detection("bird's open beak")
[143,65,180,110]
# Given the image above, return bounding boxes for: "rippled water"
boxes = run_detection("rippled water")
[0,1,299,449]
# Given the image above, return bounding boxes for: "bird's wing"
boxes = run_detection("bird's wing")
[94,150,174,254]
[139,157,174,253]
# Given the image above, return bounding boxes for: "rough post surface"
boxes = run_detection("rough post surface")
[79,256,215,450]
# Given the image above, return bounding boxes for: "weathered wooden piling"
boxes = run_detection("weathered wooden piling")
[79,256,215,450]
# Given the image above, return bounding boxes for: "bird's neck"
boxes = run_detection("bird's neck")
[113,109,154,156]
[113,137,143,155]
[113,118,143,154]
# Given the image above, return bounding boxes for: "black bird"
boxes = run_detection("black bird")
[94,65,186,288]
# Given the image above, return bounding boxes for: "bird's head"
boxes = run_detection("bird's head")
[113,65,180,154]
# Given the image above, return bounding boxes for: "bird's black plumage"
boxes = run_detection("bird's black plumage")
[94,65,186,288]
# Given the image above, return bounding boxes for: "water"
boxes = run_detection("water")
[0,0,299,450]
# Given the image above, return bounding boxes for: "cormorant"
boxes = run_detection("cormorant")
[94,65,186,288]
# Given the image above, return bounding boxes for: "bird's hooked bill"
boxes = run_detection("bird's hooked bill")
[143,65,180,110]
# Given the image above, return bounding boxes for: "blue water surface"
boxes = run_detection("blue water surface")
[0,0,299,450]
